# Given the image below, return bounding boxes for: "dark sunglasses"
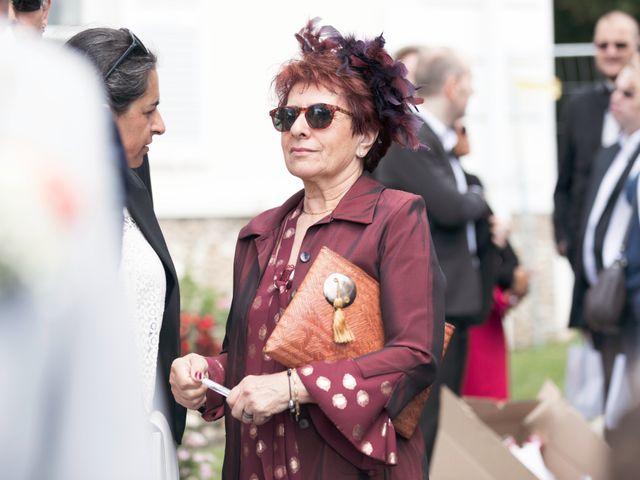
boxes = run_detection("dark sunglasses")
[105,29,149,79]
[595,41,629,51]
[269,103,352,132]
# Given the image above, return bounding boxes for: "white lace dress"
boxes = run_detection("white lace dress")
[121,208,165,410]
[121,208,178,480]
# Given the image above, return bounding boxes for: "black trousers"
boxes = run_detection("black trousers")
[420,316,471,465]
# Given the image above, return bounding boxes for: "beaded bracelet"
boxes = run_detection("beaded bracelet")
[287,368,301,421]
[287,369,296,416]
[291,372,301,421]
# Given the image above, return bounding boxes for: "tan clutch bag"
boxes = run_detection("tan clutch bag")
[264,246,453,439]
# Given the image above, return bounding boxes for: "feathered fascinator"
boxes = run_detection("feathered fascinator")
[295,18,423,153]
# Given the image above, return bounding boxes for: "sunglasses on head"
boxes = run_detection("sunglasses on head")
[105,29,149,79]
[595,41,629,50]
[269,103,352,132]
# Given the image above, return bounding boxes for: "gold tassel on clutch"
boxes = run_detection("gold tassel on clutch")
[263,246,454,439]
[332,277,355,344]
[332,304,355,343]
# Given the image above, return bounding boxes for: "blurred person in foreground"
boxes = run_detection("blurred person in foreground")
[170,20,445,479]
[66,27,184,477]
[608,159,640,478]
[554,10,640,268]
[373,47,503,460]
[8,0,50,34]
[0,5,151,479]
[571,53,640,398]
[626,171,640,355]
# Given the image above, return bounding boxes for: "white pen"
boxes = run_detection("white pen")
[202,377,231,397]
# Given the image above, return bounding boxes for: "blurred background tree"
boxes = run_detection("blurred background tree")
[555,0,640,43]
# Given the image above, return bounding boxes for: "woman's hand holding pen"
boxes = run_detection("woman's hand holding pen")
[170,353,209,409]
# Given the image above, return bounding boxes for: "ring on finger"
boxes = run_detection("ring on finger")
[241,409,254,421]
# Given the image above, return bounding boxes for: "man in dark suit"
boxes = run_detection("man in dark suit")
[571,58,640,397]
[554,11,640,269]
[374,47,503,461]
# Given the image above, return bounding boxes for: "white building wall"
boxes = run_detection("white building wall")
[59,0,556,220]
[49,0,569,345]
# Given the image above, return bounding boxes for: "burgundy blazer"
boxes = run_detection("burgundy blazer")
[210,175,445,479]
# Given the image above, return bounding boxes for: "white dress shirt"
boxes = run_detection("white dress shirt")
[602,81,620,148]
[602,111,621,148]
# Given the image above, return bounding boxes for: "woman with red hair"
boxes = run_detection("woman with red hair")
[170,20,444,479]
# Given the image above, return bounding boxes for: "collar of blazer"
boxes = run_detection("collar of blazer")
[238,174,385,241]
[124,169,177,280]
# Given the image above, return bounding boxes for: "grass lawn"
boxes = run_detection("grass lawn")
[510,340,572,400]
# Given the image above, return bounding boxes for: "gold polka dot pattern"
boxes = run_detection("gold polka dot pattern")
[289,456,300,473]
[256,440,266,456]
[381,381,393,396]
[258,324,267,340]
[332,393,347,409]
[342,373,357,390]
[274,465,287,478]
[252,296,262,309]
[316,376,331,391]
[356,390,370,407]
[361,441,373,455]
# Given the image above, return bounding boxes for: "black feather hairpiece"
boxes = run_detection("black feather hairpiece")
[295,18,423,152]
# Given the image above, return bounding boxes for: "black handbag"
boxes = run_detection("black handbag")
[584,257,627,334]
[584,204,634,334]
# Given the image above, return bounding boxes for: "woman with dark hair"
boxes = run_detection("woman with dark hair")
[170,20,444,479]
[9,0,51,34]
[66,27,184,477]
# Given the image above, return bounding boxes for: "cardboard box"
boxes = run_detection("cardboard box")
[431,381,610,479]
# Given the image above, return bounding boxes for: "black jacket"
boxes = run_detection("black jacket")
[373,119,498,323]
[569,144,619,328]
[554,82,611,268]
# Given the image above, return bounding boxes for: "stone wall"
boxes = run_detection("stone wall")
[158,217,248,309]
[502,213,573,349]
[160,212,573,349]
